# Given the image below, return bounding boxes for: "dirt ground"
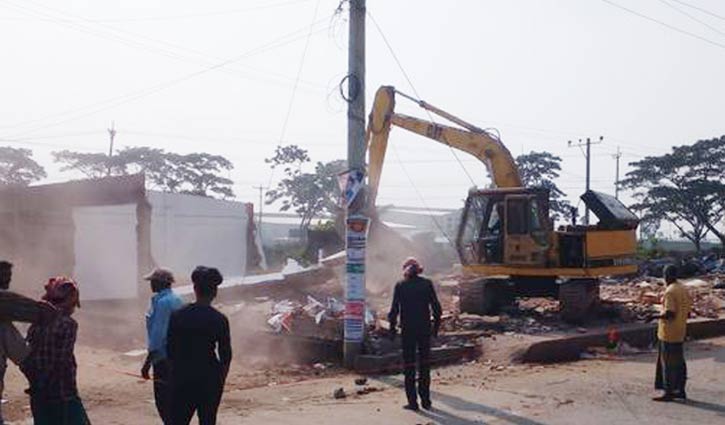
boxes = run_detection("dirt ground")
[2,336,724,424]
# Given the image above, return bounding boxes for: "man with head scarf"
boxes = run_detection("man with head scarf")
[21,276,90,424]
[167,266,231,425]
[388,257,442,411]
[650,265,692,402]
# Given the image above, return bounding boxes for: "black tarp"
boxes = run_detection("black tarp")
[581,190,639,230]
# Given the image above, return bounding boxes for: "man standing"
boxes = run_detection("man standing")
[22,276,90,424]
[388,257,442,411]
[168,266,231,425]
[141,268,184,424]
[0,261,30,425]
[651,265,692,402]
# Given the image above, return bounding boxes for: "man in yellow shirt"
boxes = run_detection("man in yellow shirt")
[651,265,692,402]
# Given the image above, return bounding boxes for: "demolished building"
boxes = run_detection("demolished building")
[0,174,257,300]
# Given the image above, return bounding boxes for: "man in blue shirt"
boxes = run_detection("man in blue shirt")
[141,268,184,425]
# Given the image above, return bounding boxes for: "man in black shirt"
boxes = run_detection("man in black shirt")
[388,257,442,411]
[167,266,231,425]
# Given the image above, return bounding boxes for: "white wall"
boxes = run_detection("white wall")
[148,192,249,281]
[73,204,138,300]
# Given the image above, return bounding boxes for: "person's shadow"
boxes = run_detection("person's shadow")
[373,375,546,425]
[682,399,725,417]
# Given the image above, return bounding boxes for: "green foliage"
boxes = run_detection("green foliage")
[53,147,235,198]
[515,151,572,222]
[312,220,337,231]
[620,136,725,251]
[264,241,310,269]
[265,145,346,231]
[0,146,47,186]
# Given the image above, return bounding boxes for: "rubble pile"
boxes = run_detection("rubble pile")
[601,274,725,320]
[639,254,725,278]
[266,295,375,340]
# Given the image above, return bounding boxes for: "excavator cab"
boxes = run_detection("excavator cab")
[457,188,551,267]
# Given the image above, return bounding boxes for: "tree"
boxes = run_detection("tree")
[53,150,127,179]
[265,145,346,231]
[515,151,572,222]
[166,152,235,198]
[53,147,235,198]
[620,137,725,251]
[0,146,47,186]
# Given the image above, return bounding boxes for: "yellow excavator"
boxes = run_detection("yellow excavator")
[366,86,639,322]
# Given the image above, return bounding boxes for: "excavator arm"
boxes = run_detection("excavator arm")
[366,86,522,207]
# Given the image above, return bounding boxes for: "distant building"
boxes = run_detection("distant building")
[256,213,330,247]
[377,205,462,242]
[0,174,255,301]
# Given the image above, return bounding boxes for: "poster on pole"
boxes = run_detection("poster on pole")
[344,215,369,343]
[339,169,365,208]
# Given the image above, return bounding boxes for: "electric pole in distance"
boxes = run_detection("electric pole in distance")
[344,0,366,369]
[612,146,622,200]
[568,136,603,225]
[252,185,267,238]
[107,121,116,177]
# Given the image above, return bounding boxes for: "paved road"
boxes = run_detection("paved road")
[221,337,725,425]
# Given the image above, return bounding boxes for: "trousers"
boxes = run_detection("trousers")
[153,360,173,424]
[171,374,224,425]
[401,332,431,406]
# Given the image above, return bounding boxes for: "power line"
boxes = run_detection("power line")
[267,0,323,189]
[670,0,725,22]
[568,136,603,224]
[659,0,725,37]
[0,0,329,114]
[0,19,334,139]
[601,0,725,51]
[366,9,478,187]
[389,144,457,247]
[0,0,315,23]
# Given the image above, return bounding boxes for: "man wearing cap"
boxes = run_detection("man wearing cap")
[388,257,442,411]
[141,268,184,425]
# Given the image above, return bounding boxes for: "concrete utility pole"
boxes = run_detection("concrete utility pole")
[344,0,366,369]
[568,136,603,225]
[252,185,266,236]
[107,121,116,177]
[612,146,622,200]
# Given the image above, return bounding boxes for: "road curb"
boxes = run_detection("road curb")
[521,318,725,363]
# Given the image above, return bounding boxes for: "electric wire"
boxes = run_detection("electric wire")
[2,0,327,93]
[389,145,457,247]
[365,9,473,245]
[0,20,334,139]
[670,0,725,22]
[267,0,323,190]
[601,0,725,50]
[0,0,331,134]
[659,0,725,37]
[0,0,317,23]
[367,9,478,187]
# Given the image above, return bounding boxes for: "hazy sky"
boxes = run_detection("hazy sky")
[1,0,724,238]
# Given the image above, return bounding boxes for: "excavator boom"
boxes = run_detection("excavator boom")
[366,86,521,207]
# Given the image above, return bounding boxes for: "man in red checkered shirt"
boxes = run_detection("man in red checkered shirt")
[21,277,90,424]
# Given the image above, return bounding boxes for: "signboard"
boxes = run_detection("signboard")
[344,215,369,343]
